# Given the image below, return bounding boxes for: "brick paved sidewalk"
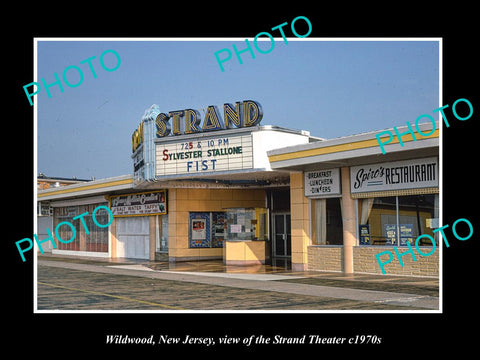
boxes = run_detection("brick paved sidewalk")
[36,257,439,310]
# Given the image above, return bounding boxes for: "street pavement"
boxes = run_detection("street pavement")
[36,256,439,311]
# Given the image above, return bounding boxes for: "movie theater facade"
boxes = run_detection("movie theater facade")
[37,101,440,276]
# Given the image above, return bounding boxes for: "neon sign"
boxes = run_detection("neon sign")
[132,100,263,153]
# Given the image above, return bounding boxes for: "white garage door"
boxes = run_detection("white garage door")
[116,217,150,259]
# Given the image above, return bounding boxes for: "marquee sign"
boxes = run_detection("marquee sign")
[132,100,263,153]
[132,100,262,182]
[156,133,253,176]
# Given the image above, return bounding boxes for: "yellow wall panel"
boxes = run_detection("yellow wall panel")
[167,188,266,261]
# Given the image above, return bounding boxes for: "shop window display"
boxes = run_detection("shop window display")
[53,203,109,252]
[225,208,269,241]
[311,198,343,245]
[358,194,438,246]
[188,212,226,248]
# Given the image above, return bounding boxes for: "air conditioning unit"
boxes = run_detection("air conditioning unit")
[38,202,53,216]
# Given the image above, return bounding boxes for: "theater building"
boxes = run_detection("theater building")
[37,101,439,276]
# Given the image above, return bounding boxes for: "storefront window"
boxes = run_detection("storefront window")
[311,198,343,245]
[84,210,109,252]
[54,207,80,251]
[359,194,438,246]
[53,203,109,252]
[157,215,169,252]
[225,208,269,241]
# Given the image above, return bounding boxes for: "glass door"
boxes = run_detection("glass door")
[273,213,291,257]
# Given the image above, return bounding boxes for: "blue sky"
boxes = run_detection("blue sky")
[36,39,439,180]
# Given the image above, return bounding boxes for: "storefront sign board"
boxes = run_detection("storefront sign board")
[304,168,341,197]
[109,190,167,217]
[350,157,438,193]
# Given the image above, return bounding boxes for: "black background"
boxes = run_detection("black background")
[6,3,478,356]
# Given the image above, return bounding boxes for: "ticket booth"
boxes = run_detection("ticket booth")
[223,207,269,265]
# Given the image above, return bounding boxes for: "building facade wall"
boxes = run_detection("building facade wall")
[167,188,266,262]
[307,246,343,272]
[340,166,356,273]
[353,246,439,276]
[308,245,439,276]
[290,172,310,271]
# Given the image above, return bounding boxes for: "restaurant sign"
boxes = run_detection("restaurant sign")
[304,168,341,197]
[350,157,438,193]
[109,190,167,217]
